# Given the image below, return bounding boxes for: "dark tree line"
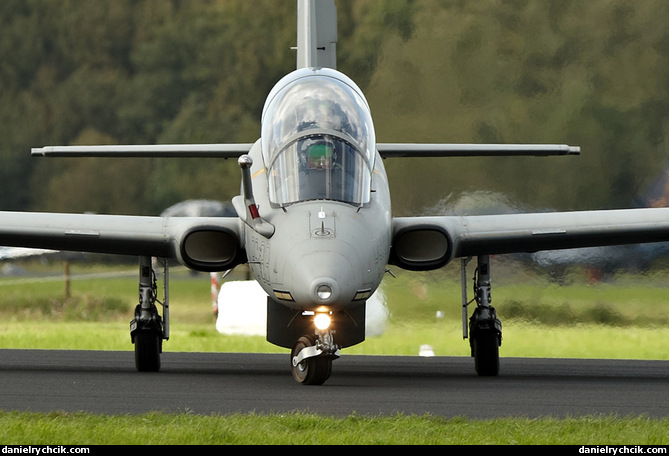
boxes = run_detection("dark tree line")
[2,0,668,216]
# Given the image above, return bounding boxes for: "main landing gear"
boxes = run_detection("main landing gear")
[290,316,339,385]
[130,256,169,372]
[462,254,502,376]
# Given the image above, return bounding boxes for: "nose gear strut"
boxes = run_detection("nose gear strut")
[291,329,339,385]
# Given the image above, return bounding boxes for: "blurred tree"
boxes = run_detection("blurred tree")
[1,0,668,218]
[368,0,669,215]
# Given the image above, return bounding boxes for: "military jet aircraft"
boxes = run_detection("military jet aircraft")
[8,0,669,384]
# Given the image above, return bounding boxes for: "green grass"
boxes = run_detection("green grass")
[1,259,669,359]
[1,258,669,444]
[0,411,666,445]
[1,259,668,359]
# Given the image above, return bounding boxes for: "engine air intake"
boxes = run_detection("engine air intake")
[390,226,452,271]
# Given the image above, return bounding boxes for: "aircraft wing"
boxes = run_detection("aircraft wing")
[377,143,580,157]
[31,144,254,158]
[30,142,579,158]
[0,211,245,272]
[390,208,669,270]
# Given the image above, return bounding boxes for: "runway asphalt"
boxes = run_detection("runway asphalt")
[0,349,666,418]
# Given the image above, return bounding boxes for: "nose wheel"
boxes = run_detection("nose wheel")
[291,335,335,385]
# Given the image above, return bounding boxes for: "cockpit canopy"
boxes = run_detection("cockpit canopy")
[261,68,376,207]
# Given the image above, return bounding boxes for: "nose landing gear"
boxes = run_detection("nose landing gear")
[268,298,364,385]
[291,330,339,385]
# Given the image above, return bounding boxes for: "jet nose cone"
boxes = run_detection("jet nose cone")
[291,250,357,308]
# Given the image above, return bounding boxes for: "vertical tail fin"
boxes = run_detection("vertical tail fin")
[296,0,337,69]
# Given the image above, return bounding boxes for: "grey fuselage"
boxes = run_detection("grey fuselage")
[239,68,392,312]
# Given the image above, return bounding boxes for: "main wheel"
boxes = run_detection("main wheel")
[291,336,332,385]
[472,331,499,376]
[134,330,161,372]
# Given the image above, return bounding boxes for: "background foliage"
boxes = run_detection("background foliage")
[1,0,668,216]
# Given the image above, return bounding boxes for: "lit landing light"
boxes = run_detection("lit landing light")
[314,313,332,331]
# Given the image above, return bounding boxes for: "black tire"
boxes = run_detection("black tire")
[291,336,332,385]
[472,331,499,376]
[134,330,161,372]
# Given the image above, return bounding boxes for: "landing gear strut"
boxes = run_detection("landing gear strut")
[462,255,502,376]
[130,256,169,372]
[291,328,339,385]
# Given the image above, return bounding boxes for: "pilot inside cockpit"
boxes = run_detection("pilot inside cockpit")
[269,131,368,206]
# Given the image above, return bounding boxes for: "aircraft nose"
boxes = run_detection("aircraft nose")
[290,249,358,308]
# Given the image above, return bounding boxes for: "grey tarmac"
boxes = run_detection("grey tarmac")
[0,349,666,418]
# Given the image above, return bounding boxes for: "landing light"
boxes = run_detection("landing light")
[317,284,332,300]
[314,313,332,330]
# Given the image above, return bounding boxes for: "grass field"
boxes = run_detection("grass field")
[2,257,666,359]
[0,412,667,445]
[0,257,668,444]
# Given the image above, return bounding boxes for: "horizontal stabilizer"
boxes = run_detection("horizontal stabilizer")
[31,144,254,158]
[377,143,580,158]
